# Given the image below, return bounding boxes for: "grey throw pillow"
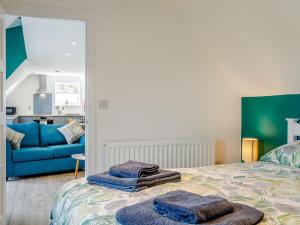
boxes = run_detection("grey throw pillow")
[6,126,25,149]
[57,120,85,144]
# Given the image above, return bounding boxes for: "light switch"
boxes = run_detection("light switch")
[99,100,109,109]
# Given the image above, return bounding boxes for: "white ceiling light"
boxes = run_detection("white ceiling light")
[71,41,77,45]
[65,52,71,56]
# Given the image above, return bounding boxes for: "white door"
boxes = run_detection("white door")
[0,4,5,225]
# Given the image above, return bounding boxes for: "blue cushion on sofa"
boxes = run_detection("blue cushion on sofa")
[39,124,67,146]
[8,122,39,147]
[48,144,84,158]
[12,147,54,162]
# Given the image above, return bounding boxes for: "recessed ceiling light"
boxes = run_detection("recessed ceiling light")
[71,41,77,45]
[65,53,71,56]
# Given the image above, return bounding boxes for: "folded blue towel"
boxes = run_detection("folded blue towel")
[87,180,148,192]
[87,169,181,192]
[153,190,234,223]
[116,198,264,225]
[109,160,159,178]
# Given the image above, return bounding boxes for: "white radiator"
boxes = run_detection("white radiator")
[104,139,215,170]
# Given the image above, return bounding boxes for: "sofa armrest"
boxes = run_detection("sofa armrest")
[6,140,13,177]
[79,135,85,145]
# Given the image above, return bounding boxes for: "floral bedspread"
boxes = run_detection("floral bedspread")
[50,162,300,225]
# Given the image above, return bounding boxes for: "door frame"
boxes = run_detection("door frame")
[1,2,97,175]
[0,5,6,225]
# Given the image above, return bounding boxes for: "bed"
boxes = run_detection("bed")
[50,119,300,225]
[50,162,300,225]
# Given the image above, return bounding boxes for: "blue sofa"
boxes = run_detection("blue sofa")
[6,122,85,178]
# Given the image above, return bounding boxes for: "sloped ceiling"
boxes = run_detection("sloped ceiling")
[6,15,86,78]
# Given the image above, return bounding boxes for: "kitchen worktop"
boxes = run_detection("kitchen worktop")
[15,114,84,117]
[6,115,19,119]
[6,114,85,124]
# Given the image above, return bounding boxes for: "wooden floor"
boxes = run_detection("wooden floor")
[6,171,84,225]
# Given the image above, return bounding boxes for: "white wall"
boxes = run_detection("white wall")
[6,74,85,115]
[6,74,38,115]
[3,0,300,170]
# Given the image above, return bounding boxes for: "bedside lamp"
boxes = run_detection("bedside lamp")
[242,138,259,162]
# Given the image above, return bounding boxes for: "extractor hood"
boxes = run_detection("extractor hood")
[36,75,50,94]
[34,75,52,115]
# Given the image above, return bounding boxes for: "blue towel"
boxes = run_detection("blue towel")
[87,180,148,192]
[109,160,159,178]
[116,198,264,225]
[87,169,181,192]
[153,190,234,223]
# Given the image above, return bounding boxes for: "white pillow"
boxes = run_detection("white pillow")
[57,120,85,144]
[6,126,25,149]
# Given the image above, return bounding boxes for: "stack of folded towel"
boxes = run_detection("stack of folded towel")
[87,160,181,192]
[109,160,160,178]
[116,190,264,225]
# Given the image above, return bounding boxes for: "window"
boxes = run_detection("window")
[55,82,81,106]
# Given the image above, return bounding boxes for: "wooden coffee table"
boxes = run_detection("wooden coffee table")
[71,154,85,179]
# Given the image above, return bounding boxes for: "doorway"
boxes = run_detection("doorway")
[5,11,94,224]
[0,3,97,224]
[5,15,87,224]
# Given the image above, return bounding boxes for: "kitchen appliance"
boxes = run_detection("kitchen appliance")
[34,75,53,115]
[36,75,51,94]
[6,107,16,115]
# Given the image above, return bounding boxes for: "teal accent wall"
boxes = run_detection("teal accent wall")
[6,17,27,79]
[242,94,300,159]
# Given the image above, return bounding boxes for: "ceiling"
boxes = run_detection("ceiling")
[6,15,86,78]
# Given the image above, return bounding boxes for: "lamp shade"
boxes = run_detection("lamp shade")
[242,138,259,162]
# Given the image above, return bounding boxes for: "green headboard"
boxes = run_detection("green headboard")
[241,94,300,158]
[6,17,27,79]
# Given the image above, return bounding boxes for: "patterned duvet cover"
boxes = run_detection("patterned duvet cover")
[50,162,300,225]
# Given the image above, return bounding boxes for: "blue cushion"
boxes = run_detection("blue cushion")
[8,122,39,147]
[47,144,84,158]
[12,147,54,162]
[79,135,85,144]
[39,124,67,146]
